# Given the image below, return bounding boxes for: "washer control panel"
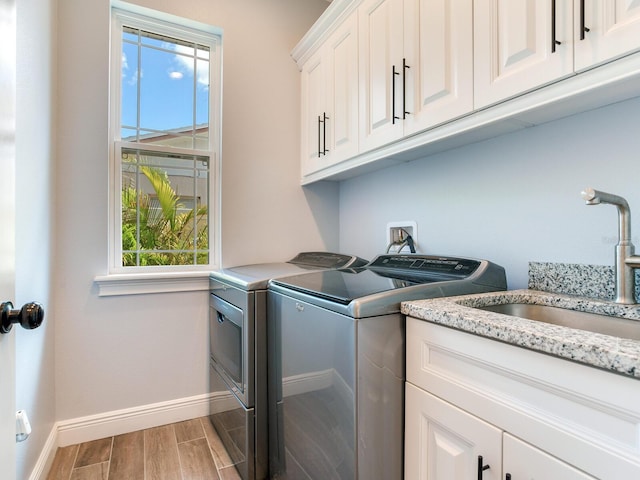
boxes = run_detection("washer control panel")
[368,254,481,278]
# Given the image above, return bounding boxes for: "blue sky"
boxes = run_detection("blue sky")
[121,32,210,138]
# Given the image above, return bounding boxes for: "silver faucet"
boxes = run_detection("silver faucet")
[582,187,640,304]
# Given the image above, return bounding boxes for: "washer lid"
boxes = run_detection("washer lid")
[270,268,432,305]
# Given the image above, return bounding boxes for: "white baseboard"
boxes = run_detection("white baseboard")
[29,371,355,479]
[56,392,216,447]
[28,425,58,480]
[30,392,221,479]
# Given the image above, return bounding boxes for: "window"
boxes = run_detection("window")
[109,6,221,274]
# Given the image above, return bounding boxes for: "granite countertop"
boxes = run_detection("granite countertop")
[401,289,640,379]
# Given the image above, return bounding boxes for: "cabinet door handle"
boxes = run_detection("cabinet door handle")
[506,474,512,480]
[551,0,562,53]
[392,65,400,124]
[477,455,490,480]
[318,113,328,156]
[580,0,590,40]
[402,58,410,119]
[317,114,322,157]
[322,112,329,155]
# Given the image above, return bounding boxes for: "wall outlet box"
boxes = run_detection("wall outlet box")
[386,221,418,253]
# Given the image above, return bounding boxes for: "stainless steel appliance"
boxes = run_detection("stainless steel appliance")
[267,254,507,480]
[208,252,368,480]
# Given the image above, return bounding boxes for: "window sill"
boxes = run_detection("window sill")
[94,271,211,297]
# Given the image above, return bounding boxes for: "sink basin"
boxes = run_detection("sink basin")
[477,303,640,341]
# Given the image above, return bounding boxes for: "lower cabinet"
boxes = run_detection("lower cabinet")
[405,383,596,480]
[404,317,640,480]
[405,382,501,480]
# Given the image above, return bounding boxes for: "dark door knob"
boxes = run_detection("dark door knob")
[1,302,44,334]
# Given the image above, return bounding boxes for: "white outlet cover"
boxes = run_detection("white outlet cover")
[386,221,418,252]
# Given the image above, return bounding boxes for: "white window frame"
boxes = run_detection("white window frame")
[96,3,222,295]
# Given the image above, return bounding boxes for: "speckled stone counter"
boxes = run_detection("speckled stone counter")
[401,289,640,379]
[528,262,640,301]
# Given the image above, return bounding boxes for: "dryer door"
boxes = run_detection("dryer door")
[209,293,252,406]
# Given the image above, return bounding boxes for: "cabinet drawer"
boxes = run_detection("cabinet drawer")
[503,433,596,480]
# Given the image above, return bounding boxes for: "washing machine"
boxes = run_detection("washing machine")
[267,253,507,480]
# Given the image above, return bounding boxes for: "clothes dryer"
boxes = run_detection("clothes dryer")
[208,252,367,480]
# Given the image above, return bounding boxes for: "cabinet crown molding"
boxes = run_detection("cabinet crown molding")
[291,0,359,68]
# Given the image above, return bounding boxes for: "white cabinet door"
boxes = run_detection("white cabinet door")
[503,434,597,480]
[403,0,473,135]
[301,14,359,177]
[301,50,327,176]
[405,383,503,480]
[575,0,640,71]
[325,13,359,166]
[358,0,404,152]
[474,0,574,109]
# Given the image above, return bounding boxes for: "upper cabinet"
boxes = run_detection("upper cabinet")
[301,14,359,176]
[474,0,574,108]
[358,0,473,151]
[403,0,474,136]
[358,0,404,152]
[300,50,327,174]
[576,1,640,71]
[474,0,640,108]
[293,0,640,184]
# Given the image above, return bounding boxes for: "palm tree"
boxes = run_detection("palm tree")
[121,165,208,266]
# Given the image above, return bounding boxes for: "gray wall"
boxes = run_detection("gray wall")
[53,0,331,425]
[14,2,333,475]
[339,97,640,289]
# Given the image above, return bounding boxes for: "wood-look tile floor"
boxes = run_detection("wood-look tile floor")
[46,417,241,480]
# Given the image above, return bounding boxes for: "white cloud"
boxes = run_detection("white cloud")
[121,52,140,86]
[172,44,210,89]
[169,71,183,80]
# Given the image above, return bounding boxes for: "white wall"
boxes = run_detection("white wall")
[54,0,331,424]
[339,97,640,290]
[15,0,56,478]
